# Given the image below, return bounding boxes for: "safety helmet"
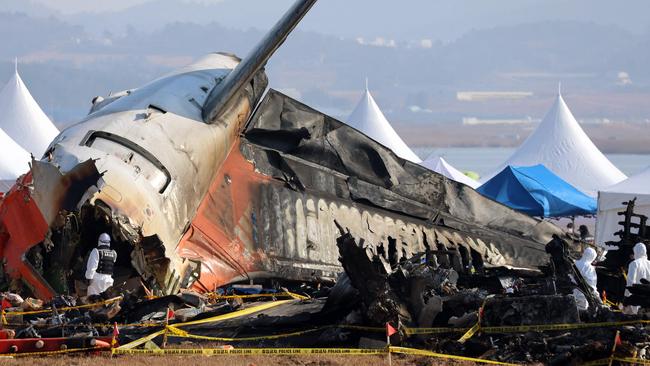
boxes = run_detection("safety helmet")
[98,233,111,247]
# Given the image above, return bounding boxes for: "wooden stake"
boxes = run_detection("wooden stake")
[386,331,392,366]
[162,307,170,349]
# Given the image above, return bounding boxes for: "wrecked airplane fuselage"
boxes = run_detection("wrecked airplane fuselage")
[0,0,562,300]
[0,53,268,298]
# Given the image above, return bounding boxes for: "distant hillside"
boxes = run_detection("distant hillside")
[0,13,84,58]
[1,10,649,125]
[14,0,650,41]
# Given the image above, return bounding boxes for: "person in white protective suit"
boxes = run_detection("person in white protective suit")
[85,233,117,296]
[573,247,601,310]
[624,242,650,314]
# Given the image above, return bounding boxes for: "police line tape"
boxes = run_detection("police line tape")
[1,343,639,366]
[7,293,650,349]
[390,346,518,365]
[405,319,650,335]
[0,346,108,358]
[0,322,162,328]
[1,291,304,318]
[2,299,296,330]
[112,347,386,356]
[111,345,518,365]
[173,299,294,327]
[2,297,123,316]
[612,357,650,365]
[74,317,650,346]
[580,356,650,366]
[457,322,480,343]
[4,314,648,339]
[208,292,309,301]
[166,325,325,342]
[164,324,389,342]
[117,300,294,350]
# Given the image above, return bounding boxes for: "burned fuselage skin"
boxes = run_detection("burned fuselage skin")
[175,89,563,290]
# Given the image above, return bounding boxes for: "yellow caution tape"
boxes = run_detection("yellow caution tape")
[173,299,293,327]
[166,325,326,342]
[612,357,650,365]
[0,322,162,328]
[4,297,122,316]
[390,346,518,366]
[117,300,294,350]
[209,292,309,301]
[0,346,108,357]
[337,324,384,332]
[117,329,167,350]
[457,321,480,343]
[407,319,650,335]
[162,323,391,342]
[480,319,650,334]
[113,347,387,356]
[405,326,466,335]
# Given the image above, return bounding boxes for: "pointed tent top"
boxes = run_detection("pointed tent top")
[347,87,421,163]
[557,81,562,96]
[365,77,369,91]
[0,67,59,157]
[483,89,626,195]
[14,57,18,74]
[421,154,479,188]
[0,127,30,181]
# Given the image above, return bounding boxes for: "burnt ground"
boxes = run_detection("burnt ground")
[0,354,476,366]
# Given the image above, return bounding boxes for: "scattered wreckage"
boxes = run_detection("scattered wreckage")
[0,216,649,364]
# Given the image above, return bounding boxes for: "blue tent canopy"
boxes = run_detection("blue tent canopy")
[477,164,597,217]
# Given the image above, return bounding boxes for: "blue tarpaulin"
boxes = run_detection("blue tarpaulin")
[477,164,597,217]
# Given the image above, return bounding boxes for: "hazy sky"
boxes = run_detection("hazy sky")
[32,0,221,13]
[13,0,650,42]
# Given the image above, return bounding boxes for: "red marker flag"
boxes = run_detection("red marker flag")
[386,322,398,337]
[615,332,622,346]
[111,322,119,347]
[167,308,175,320]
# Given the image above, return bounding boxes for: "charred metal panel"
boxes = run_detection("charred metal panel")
[31,159,102,226]
[242,89,562,269]
[173,88,563,291]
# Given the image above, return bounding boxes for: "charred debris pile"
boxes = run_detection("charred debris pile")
[1,204,650,364]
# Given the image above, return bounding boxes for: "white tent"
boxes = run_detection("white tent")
[347,85,421,163]
[421,155,479,188]
[0,126,30,182]
[483,89,626,195]
[595,166,650,246]
[0,64,59,158]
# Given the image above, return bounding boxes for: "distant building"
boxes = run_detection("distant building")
[456,91,533,102]
[462,117,534,125]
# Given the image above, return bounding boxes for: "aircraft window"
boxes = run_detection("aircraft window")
[83,131,171,193]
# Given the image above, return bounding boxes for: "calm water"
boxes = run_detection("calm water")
[413,147,650,178]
